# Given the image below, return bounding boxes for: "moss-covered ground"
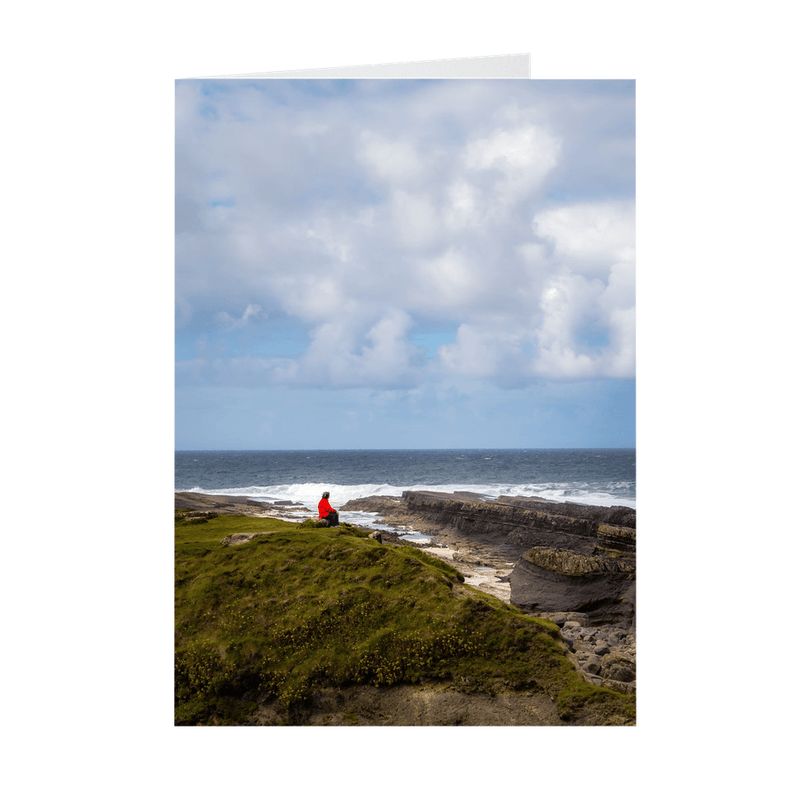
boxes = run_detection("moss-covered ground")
[175,511,635,725]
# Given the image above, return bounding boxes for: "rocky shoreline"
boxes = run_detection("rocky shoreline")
[174,489,636,694]
[340,491,636,693]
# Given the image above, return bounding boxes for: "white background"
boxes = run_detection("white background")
[4,2,796,796]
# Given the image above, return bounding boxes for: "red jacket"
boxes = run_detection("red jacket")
[318,497,335,518]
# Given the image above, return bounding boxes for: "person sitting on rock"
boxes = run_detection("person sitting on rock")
[318,491,339,527]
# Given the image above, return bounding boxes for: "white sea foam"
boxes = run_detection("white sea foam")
[185,481,635,510]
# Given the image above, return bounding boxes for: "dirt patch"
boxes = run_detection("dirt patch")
[248,684,567,726]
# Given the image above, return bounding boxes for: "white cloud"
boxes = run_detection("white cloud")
[604,306,636,377]
[290,309,423,389]
[359,309,421,378]
[278,276,346,324]
[464,123,561,204]
[358,130,429,188]
[439,324,525,379]
[430,202,635,382]
[409,248,485,315]
[305,224,352,264]
[533,201,635,275]
[389,189,439,250]
[443,179,480,230]
[533,271,604,378]
[176,81,635,392]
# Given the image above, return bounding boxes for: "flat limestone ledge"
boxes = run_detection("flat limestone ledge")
[405,492,599,536]
[400,491,636,554]
[521,547,635,577]
[496,495,636,529]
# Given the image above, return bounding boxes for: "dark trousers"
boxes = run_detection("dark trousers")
[323,511,339,527]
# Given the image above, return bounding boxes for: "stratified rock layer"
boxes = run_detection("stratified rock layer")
[401,491,635,554]
[511,547,635,626]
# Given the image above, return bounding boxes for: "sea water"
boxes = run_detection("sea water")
[174,449,636,520]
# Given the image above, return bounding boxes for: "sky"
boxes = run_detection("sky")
[175,78,635,449]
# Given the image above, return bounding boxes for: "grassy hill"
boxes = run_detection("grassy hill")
[175,510,635,725]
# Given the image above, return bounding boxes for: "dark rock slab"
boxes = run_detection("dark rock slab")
[175,492,308,516]
[400,491,635,556]
[509,547,636,626]
[495,496,636,529]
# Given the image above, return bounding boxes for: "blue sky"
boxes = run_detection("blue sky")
[175,79,635,449]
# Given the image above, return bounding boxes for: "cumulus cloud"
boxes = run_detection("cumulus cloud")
[463,123,561,206]
[175,80,635,392]
[258,308,424,390]
[533,201,635,275]
[532,202,636,378]
[358,130,431,188]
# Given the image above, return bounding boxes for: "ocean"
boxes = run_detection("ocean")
[174,449,636,525]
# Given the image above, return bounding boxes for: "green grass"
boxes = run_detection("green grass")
[175,511,635,725]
